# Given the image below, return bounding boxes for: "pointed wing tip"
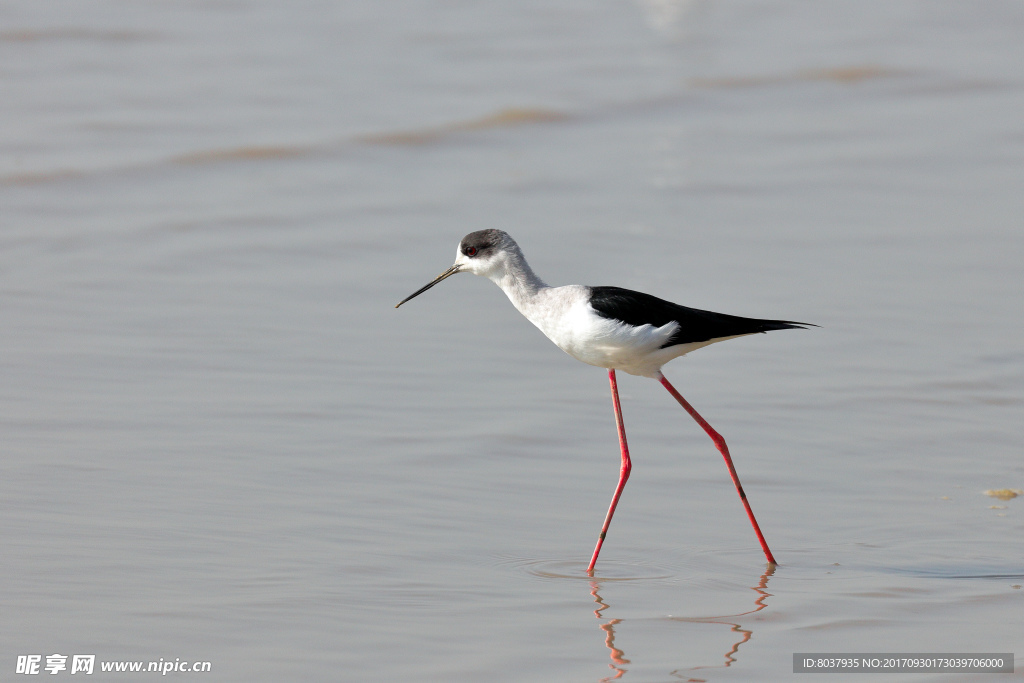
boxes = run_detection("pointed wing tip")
[771,320,817,331]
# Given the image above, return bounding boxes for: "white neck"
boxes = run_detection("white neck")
[488,250,549,314]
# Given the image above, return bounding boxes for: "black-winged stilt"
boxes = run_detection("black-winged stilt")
[396,229,811,572]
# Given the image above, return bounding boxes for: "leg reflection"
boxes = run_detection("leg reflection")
[586,564,776,682]
[669,564,776,678]
[590,582,629,681]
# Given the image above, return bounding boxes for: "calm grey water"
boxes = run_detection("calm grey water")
[2,1,1023,680]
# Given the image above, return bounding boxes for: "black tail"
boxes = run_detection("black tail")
[663,309,814,347]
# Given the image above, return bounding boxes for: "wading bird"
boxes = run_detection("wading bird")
[396,230,810,572]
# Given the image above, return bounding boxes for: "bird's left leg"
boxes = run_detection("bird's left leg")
[587,369,632,574]
[657,371,778,565]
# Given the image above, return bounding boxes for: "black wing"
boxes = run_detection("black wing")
[588,286,812,348]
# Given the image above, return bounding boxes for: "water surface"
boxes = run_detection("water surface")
[2,0,1022,680]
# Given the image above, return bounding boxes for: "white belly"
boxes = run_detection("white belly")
[521,290,696,377]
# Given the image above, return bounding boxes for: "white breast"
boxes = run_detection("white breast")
[513,286,692,377]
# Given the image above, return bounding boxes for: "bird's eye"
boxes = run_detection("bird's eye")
[465,246,478,257]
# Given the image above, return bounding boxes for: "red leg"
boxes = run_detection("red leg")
[658,372,778,565]
[587,369,632,574]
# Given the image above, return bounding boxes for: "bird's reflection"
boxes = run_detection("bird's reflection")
[588,563,775,682]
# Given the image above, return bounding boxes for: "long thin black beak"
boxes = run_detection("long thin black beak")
[395,264,462,308]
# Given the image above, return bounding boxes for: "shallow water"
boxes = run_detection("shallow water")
[2,0,1022,680]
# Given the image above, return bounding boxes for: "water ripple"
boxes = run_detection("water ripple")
[493,557,678,583]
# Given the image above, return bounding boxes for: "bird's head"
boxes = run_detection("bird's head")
[395,229,517,307]
[451,229,517,278]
